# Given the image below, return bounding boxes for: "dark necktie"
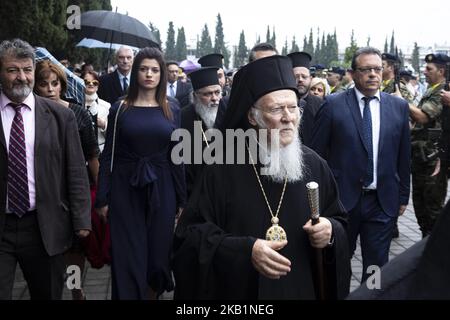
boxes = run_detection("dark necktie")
[123,77,128,93]
[7,103,30,217]
[362,96,375,187]
[169,83,175,97]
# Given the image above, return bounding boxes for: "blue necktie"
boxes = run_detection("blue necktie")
[169,83,175,97]
[122,77,128,93]
[362,96,375,187]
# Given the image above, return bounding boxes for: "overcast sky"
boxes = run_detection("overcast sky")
[111,0,450,53]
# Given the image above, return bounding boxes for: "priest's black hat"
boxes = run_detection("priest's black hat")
[287,51,312,68]
[198,53,224,68]
[425,53,450,65]
[220,55,298,131]
[188,67,220,91]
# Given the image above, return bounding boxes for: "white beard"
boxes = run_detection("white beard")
[194,101,219,129]
[258,132,304,183]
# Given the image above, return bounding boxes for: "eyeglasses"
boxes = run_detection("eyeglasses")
[355,67,384,74]
[84,80,99,86]
[198,90,222,98]
[254,105,303,116]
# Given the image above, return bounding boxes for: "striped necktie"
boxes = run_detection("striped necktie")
[7,103,30,217]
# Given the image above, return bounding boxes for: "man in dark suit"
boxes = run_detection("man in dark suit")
[0,39,91,299]
[97,46,134,104]
[311,47,411,283]
[180,67,225,197]
[287,51,323,147]
[167,61,193,108]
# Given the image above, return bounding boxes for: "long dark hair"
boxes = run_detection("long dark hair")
[124,47,172,120]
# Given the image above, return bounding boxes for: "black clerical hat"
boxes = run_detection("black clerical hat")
[382,53,399,62]
[220,55,298,130]
[399,69,413,77]
[425,53,450,65]
[287,51,312,68]
[188,67,220,91]
[198,53,224,68]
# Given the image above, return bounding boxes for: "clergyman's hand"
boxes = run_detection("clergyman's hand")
[76,229,90,238]
[251,239,291,279]
[399,205,407,216]
[431,158,441,177]
[303,217,332,249]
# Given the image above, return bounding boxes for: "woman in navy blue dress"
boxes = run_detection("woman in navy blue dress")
[95,47,186,299]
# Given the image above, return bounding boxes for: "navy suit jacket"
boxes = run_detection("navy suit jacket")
[174,80,193,108]
[98,70,127,105]
[310,88,410,217]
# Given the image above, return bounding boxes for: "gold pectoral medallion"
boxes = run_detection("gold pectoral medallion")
[265,217,287,242]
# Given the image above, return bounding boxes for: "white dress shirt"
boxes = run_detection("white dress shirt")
[0,92,36,211]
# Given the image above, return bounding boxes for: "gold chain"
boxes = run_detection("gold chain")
[247,144,287,220]
[199,122,210,148]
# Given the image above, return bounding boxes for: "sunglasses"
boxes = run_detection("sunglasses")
[84,80,99,86]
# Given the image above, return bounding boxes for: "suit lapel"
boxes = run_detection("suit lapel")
[0,111,6,151]
[378,93,388,154]
[34,96,51,153]
[113,71,124,96]
[346,89,368,152]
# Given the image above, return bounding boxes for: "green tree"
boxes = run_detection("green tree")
[234,30,248,67]
[366,36,371,47]
[165,21,176,60]
[411,42,421,75]
[175,27,187,61]
[148,22,162,48]
[214,13,230,68]
[389,31,396,55]
[384,37,389,53]
[282,38,288,55]
[271,27,276,50]
[266,26,271,44]
[320,33,327,65]
[398,49,405,69]
[290,36,300,53]
[302,36,308,52]
[198,24,213,57]
[313,28,321,64]
[344,30,359,65]
[304,28,314,57]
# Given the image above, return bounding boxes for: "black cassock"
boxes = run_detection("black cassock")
[173,146,351,299]
[180,103,226,198]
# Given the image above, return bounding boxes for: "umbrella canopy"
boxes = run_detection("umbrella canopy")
[35,47,85,106]
[76,10,159,49]
[76,38,138,51]
[179,59,201,74]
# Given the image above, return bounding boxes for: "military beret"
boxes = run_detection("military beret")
[382,53,399,62]
[399,69,413,77]
[328,66,346,76]
[425,53,450,65]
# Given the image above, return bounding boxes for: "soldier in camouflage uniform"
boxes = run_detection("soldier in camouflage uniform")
[409,53,450,237]
[326,66,346,94]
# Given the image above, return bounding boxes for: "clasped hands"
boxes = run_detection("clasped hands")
[251,217,332,279]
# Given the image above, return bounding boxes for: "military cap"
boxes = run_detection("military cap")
[425,53,450,65]
[311,64,326,70]
[198,53,224,68]
[328,66,346,76]
[399,69,413,77]
[382,53,399,62]
[188,67,220,91]
[287,51,312,68]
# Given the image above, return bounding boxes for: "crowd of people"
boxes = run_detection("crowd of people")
[0,37,450,300]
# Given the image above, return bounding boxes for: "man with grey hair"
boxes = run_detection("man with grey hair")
[98,46,134,104]
[173,55,350,300]
[181,67,225,197]
[0,39,91,299]
[311,47,411,284]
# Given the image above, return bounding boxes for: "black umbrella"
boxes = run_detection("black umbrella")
[76,10,159,49]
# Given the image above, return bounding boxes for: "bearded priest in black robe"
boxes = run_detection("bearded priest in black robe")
[172,55,351,300]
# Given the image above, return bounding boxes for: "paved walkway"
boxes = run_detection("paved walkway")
[13,188,438,300]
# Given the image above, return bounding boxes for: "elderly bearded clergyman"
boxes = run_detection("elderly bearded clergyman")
[172,55,351,300]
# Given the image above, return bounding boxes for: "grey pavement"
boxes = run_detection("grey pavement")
[13,187,446,300]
